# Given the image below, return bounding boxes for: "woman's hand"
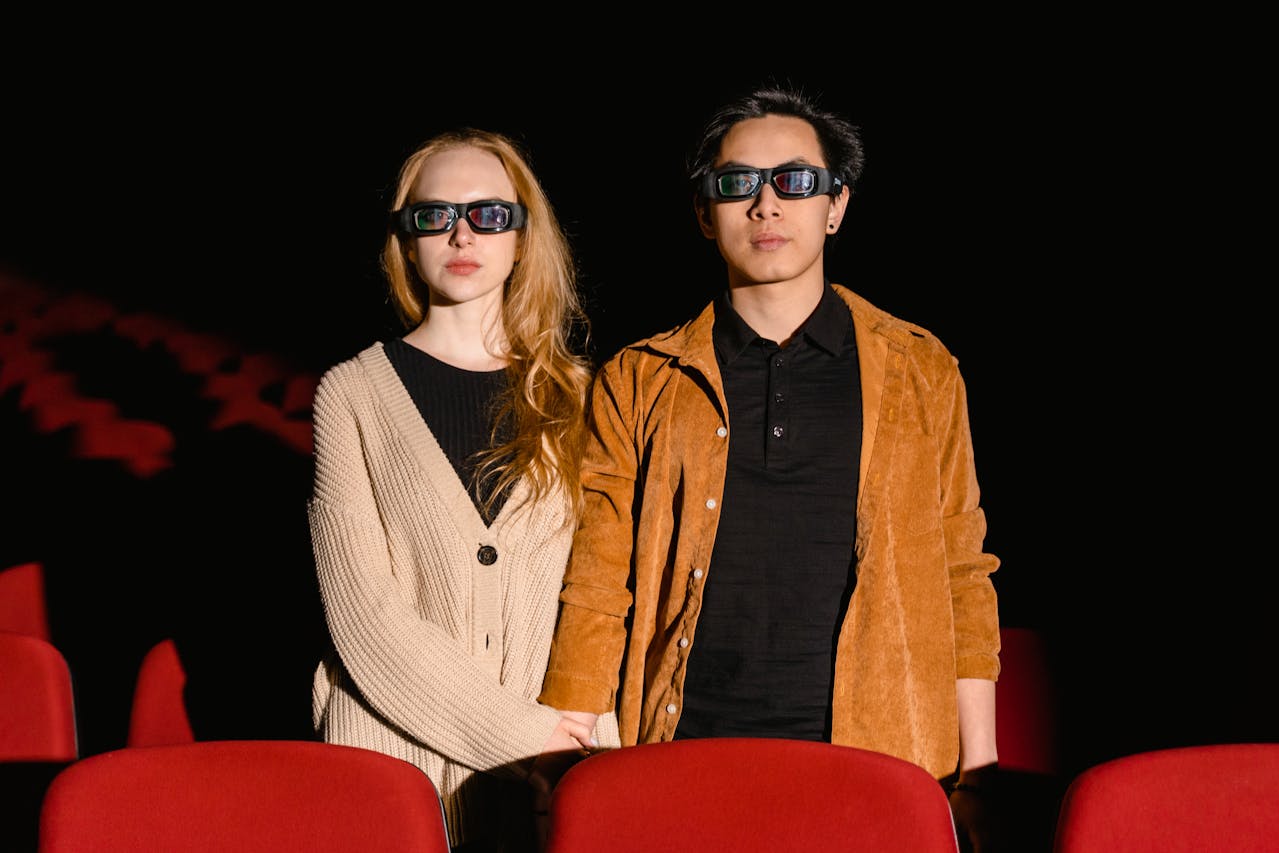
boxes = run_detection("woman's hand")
[529,711,602,852]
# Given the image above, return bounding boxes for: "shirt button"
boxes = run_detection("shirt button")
[772,425,784,438]
[692,569,704,579]
[678,637,689,648]
[774,393,785,404]
[705,498,716,509]
[716,426,727,438]
[665,703,678,714]
[476,545,498,565]
[773,358,784,368]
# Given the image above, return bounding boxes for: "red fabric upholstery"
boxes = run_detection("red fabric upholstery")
[0,631,77,762]
[37,740,451,852]
[1053,743,1279,852]
[544,737,959,852]
[0,561,51,641]
[996,626,1060,775]
[127,638,196,747]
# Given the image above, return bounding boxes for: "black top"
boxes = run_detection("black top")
[675,284,862,742]
[384,338,512,525]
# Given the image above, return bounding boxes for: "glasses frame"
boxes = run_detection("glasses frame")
[698,165,843,201]
[393,199,527,236]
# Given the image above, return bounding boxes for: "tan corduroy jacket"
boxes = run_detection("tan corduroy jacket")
[539,284,1000,780]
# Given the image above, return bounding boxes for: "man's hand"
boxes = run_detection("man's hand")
[949,762,1001,853]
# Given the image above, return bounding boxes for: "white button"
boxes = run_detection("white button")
[692,569,703,579]
[705,498,716,509]
[666,703,678,714]
[716,426,727,437]
[678,637,689,648]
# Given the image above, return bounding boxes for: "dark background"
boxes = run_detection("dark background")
[2,30,1271,811]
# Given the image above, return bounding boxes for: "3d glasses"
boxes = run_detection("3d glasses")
[699,165,842,201]
[393,199,527,235]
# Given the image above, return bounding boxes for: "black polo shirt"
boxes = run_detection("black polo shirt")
[675,284,861,742]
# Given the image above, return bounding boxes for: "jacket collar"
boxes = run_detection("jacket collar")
[643,283,910,361]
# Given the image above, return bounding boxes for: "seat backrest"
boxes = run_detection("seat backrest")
[126,637,195,747]
[997,625,1060,775]
[37,740,452,852]
[0,630,77,762]
[0,561,51,640]
[544,737,958,853]
[1053,743,1279,852]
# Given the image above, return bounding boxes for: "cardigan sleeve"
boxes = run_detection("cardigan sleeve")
[309,363,561,777]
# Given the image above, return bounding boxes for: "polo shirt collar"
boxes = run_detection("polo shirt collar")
[713,281,849,365]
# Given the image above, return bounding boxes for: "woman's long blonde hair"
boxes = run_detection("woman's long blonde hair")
[382,128,592,521]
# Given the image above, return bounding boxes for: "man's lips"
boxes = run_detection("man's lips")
[751,233,788,251]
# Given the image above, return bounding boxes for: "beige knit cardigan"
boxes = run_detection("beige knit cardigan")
[309,343,619,847]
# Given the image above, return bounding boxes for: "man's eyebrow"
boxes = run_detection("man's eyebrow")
[713,158,820,169]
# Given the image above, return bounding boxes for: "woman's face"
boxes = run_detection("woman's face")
[406,146,521,312]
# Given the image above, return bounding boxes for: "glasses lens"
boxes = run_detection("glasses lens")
[412,205,455,232]
[716,171,761,198]
[466,203,512,232]
[773,168,817,197]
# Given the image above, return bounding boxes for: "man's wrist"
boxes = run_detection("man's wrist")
[950,761,999,794]
[951,781,992,795]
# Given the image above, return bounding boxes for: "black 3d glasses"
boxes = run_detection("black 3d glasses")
[699,165,842,201]
[393,199,527,235]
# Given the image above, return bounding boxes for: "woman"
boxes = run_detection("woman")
[309,128,618,852]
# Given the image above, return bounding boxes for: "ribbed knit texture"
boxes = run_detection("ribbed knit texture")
[308,342,619,849]
[383,337,513,524]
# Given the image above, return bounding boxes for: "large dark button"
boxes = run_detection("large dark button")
[477,545,498,565]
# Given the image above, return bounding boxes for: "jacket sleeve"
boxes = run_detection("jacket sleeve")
[936,362,1001,681]
[539,356,639,713]
[309,366,561,777]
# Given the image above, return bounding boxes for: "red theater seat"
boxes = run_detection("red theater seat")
[0,561,51,641]
[1053,743,1279,852]
[997,626,1060,776]
[0,631,77,762]
[126,638,195,748]
[37,740,451,852]
[544,737,959,852]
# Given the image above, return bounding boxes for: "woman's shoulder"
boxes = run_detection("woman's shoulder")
[319,342,388,380]
[314,342,391,402]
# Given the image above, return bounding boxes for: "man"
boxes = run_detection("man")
[538,84,1000,849]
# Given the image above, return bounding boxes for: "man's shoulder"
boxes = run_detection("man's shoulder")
[832,284,952,356]
[601,303,715,368]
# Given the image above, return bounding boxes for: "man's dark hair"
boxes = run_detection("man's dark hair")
[687,84,866,197]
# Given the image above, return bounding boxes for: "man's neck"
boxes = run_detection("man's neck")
[727,276,826,347]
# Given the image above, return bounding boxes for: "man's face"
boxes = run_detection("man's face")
[698,114,847,290]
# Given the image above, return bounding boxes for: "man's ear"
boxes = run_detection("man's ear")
[826,184,851,234]
[695,198,715,239]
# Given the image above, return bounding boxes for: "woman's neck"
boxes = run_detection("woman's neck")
[403,305,508,371]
